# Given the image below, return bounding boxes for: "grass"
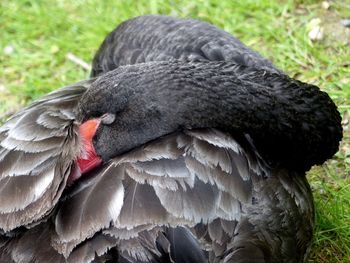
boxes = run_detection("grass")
[1,0,349,262]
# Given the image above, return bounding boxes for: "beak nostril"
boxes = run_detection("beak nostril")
[101,113,116,125]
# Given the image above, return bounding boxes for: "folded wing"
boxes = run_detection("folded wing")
[0,81,92,232]
[91,15,280,77]
[40,128,260,262]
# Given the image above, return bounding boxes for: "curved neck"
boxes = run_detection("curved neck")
[79,61,342,171]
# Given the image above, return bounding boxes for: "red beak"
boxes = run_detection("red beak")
[68,119,103,184]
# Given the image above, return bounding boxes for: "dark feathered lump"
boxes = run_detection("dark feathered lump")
[0,15,343,263]
[86,15,342,171]
[78,60,342,171]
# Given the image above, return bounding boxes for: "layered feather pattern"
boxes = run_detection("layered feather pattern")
[0,15,335,262]
[0,82,91,232]
[91,15,281,77]
[56,129,257,260]
[0,128,267,262]
[0,128,314,262]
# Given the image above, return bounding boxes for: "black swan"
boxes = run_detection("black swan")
[0,15,342,263]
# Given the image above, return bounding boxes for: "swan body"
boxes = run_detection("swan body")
[0,16,342,262]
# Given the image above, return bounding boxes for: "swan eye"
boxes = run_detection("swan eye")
[101,113,116,125]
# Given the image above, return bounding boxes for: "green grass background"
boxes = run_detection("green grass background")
[1,0,349,262]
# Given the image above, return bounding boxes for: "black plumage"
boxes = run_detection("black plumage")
[80,60,341,171]
[91,15,280,77]
[0,15,342,262]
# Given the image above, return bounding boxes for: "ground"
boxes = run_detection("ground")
[0,0,349,262]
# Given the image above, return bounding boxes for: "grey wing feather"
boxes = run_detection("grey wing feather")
[67,234,118,263]
[53,165,125,257]
[91,15,280,77]
[0,80,91,232]
[48,129,255,261]
[1,223,66,263]
[1,128,313,262]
